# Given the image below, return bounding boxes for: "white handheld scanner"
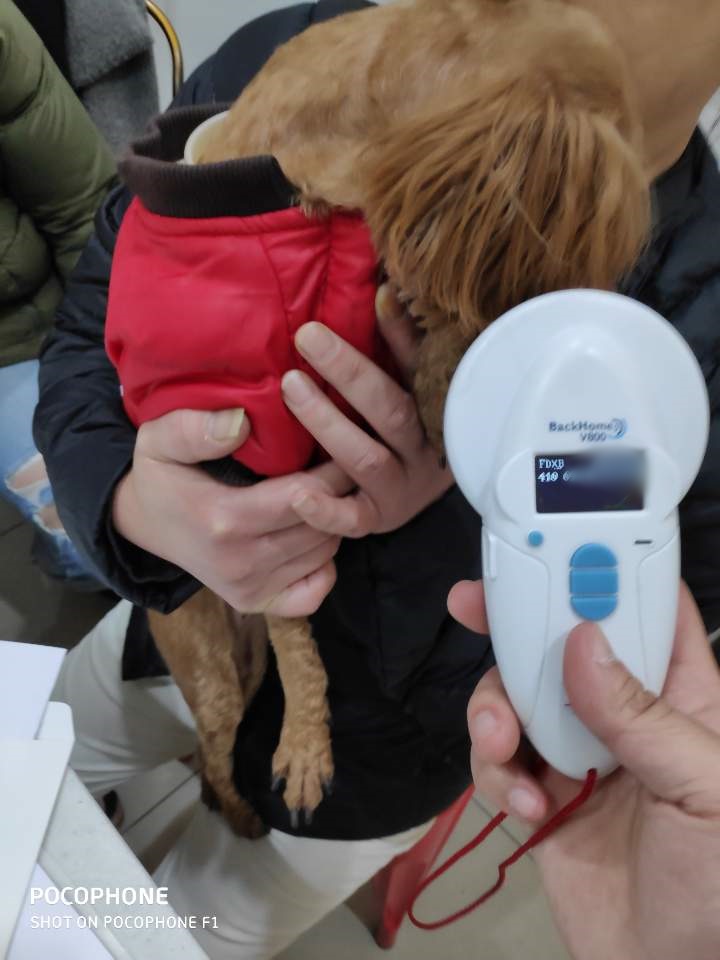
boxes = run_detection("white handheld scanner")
[444,290,710,779]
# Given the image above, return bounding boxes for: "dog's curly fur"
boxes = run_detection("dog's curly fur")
[148,0,651,836]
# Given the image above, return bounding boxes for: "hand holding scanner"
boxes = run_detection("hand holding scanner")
[444,290,709,778]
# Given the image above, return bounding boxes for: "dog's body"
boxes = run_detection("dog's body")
[148,0,650,836]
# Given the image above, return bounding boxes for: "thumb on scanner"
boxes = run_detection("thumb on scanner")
[564,603,720,816]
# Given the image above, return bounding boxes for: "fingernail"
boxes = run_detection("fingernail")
[207,408,245,442]
[508,787,541,821]
[295,323,336,361]
[591,625,616,665]
[292,493,318,515]
[282,370,313,404]
[471,711,497,741]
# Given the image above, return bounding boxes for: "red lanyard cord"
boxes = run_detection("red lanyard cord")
[408,768,599,931]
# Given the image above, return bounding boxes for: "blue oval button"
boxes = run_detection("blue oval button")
[528,531,544,547]
[571,595,618,621]
[571,544,617,568]
[570,569,618,596]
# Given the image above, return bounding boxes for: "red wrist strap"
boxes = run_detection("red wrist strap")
[408,768,598,931]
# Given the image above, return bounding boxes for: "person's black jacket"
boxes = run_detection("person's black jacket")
[34,0,720,839]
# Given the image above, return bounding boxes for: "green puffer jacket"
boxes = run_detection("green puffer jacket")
[0,0,116,366]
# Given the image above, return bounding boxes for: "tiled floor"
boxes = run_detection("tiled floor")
[1,497,569,959]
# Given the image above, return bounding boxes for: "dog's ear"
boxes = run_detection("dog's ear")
[363,68,650,335]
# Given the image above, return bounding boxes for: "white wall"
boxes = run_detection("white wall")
[150,0,322,106]
[150,0,390,107]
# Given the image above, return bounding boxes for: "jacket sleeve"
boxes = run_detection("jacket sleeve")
[34,185,199,610]
[677,285,720,632]
[651,138,720,633]
[0,2,116,282]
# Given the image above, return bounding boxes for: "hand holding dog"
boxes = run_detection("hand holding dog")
[112,285,450,612]
[112,409,352,615]
[285,284,454,537]
[450,579,720,960]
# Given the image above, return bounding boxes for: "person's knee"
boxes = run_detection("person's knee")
[36,503,65,533]
[6,452,47,491]
[5,454,71,535]
[5,454,63,527]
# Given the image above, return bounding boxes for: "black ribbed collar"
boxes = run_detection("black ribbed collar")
[119,104,297,218]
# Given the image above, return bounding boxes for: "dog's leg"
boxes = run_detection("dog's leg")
[148,590,266,838]
[229,611,269,705]
[265,615,334,824]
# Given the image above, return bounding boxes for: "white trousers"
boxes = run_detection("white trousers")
[53,601,430,959]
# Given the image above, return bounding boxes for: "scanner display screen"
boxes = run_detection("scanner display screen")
[535,450,645,513]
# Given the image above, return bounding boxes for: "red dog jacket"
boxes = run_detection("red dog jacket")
[106,105,386,477]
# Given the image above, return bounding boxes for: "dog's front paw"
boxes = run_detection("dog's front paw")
[272,724,334,824]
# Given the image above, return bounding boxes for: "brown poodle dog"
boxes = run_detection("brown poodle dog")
[148,0,650,837]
